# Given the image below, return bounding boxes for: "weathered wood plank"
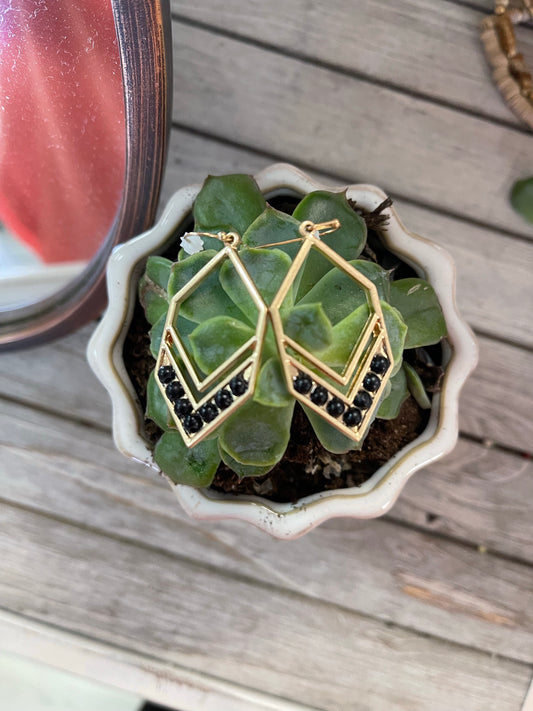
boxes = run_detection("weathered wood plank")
[2,398,533,664]
[170,20,533,239]
[172,0,533,126]
[0,503,531,711]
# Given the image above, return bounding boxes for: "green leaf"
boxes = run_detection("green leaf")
[149,314,166,359]
[138,256,172,325]
[189,316,255,375]
[303,405,360,454]
[403,362,432,409]
[219,247,292,322]
[299,260,389,325]
[193,174,267,237]
[381,301,408,375]
[146,370,171,430]
[219,400,294,466]
[510,176,533,225]
[319,304,371,368]
[389,278,446,349]
[242,206,302,260]
[376,367,408,420]
[254,356,292,408]
[292,190,367,299]
[218,443,275,478]
[168,251,244,324]
[282,302,333,354]
[154,431,220,487]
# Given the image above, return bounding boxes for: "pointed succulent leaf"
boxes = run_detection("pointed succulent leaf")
[319,304,370,368]
[282,302,333,354]
[193,174,267,237]
[510,177,533,225]
[299,259,389,325]
[218,443,275,478]
[292,190,367,299]
[242,206,302,259]
[154,431,220,487]
[376,367,409,420]
[303,405,361,454]
[138,256,172,325]
[219,400,294,466]
[254,356,292,408]
[149,314,166,359]
[146,369,172,430]
[168,250,243,323]
[389,278,446,349]
[381,301,408,375]
[189,316,255,375]
[403,362,432,409]
[219,247,292,322]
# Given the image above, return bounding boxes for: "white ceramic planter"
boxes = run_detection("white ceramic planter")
[88,163,478,539]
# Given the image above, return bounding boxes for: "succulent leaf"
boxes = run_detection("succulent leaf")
[403,362,432,409]
[319,303,370,368]
[154,431,220,486]
[219,400,294,466]
[255,356,292,408]
[189,316,255,374]
[138,256,172,325]
[381,301,408,374]
[389,278,446,349]
[218,443,275,478]
[242,206,302,259]
[303,405,361,454]
[146,370,172,430]
[376,367,409,419]
[149,314,166,359]
[292,190,367,298]
[282,302,333,354]
[193,174,267,237]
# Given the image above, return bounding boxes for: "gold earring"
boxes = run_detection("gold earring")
[269,219,394,444]
[156,231,267,448]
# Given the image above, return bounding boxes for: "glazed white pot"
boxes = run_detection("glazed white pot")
[88,163,478,539]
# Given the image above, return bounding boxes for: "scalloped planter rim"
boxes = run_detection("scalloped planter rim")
[87,163,478,539]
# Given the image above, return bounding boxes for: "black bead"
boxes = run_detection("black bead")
[183,414,203,434]
[371,354,390,375]
[229,375,247,396]
[310,385,328,406]
[293,372,313,394]
[158,365,175,384]
[363,372,381,392]
[174,398,192,417]
[215,389,233,410]
[354,390,372,410]
[166,380,185,402]
[343,407,362,427]
[326,397,345,418]
[198,402,218,423]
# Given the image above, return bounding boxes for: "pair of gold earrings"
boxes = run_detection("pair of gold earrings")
[156,218,394,448]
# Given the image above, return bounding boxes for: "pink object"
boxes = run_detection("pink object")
[0,1,126,263]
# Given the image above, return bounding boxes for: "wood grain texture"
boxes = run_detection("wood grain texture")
[2,398,533,663]
[172,0,533,125]
[0,503,531,711]
[170,21,533,239]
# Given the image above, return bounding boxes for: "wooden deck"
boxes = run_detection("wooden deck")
[1,1,533,708]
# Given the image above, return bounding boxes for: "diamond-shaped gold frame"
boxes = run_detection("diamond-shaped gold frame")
[156,245,267,447]
[270,233,394,443]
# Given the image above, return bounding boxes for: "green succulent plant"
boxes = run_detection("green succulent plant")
[138,174,447,487]
[511,176,533,225]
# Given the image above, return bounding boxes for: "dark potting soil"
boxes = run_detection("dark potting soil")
[122,195,442,503]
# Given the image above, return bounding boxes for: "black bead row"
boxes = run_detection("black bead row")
[292,352,390,432]
[158,365,248,436]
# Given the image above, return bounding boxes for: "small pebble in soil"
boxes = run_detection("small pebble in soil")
[166,380,185,402]
[229,375,247,396]
[326,397,345,418]
[371,354,390,374]
[199,402,218,423]
[363,372,381,392]
[158,365,175,384]
[343,407,362,427]
[174,398,192,416]
[293,372,313,394]
[183,413,203,433]
[354,390,372,410]
[215,389,233,409]
[310,385,328,406]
